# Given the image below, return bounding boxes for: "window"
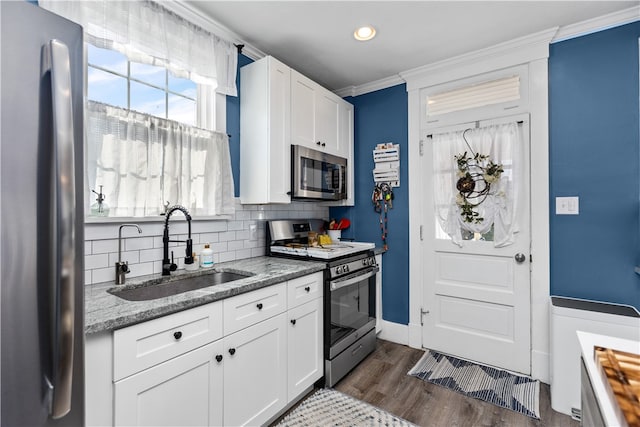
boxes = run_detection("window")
[88,45,198,126]
[40,0,238,219]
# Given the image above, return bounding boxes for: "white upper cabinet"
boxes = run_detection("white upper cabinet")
[240,56,354,204]
[240,56,291,204]
[291,69,347,157]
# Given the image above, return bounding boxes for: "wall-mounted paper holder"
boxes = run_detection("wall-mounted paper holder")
[373,143,400,187]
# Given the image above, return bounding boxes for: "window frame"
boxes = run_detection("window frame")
[83,43,229,223]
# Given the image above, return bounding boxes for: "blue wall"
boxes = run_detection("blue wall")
[549,22,640,310]
[330,85,409,324]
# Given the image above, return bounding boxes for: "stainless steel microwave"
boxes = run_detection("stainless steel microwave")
[291,145,347,201]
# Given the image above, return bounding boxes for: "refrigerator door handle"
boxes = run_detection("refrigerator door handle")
[41,39,76,420]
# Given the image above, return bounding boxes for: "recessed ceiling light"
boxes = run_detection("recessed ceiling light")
[354,26,376,41]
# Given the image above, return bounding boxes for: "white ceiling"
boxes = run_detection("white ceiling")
[184,1,638,93]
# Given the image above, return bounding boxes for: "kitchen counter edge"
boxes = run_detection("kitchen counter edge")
[84,256,326,335]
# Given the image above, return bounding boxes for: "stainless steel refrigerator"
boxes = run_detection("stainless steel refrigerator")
[1,2,85,425]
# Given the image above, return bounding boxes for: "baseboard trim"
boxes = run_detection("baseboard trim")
[532,349,550,383]
[377,319,409,345]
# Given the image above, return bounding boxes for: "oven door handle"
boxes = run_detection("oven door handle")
[329,267,379,291]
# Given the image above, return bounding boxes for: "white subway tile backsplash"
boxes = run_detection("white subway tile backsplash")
[125,236,154,251]
[139,248,163,263]
[218,251,235,263]
[109,250,140,266]
[228,240,244,251]
[83,198,329,285]
[92,239,118,254]
[85,253,109,270]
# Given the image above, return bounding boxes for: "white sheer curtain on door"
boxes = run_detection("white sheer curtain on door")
[87,101,235,217]
[432,122,522,247]
[40,0,237,95]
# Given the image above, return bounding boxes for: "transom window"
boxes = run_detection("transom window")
[87,45,197,126]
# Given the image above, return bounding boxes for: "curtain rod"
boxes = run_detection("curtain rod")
[426,120,523,138]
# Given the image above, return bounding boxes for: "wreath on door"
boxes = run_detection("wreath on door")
[454,130,504,224]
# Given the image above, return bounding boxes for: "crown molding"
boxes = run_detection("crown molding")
[401,27,558,91]
[334,74,405,98]
[552,5,640,43]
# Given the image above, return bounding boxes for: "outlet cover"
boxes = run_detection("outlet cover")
[556,196,579,215]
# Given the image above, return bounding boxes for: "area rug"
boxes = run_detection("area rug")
[274,388,417,427]
[408,350,540,419]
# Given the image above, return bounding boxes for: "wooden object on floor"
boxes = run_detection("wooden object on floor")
[595,346,640,427]
[335,339,578,427]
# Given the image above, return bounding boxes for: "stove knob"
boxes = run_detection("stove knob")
[336,266,342,274]
[362,259,368,266]
[344,265,349,273]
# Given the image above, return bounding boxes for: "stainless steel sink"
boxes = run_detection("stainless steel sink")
[108,271,253,301]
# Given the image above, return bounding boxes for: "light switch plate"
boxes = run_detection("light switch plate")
[556,196,579,215]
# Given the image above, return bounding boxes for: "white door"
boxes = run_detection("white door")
[422,115,531,374]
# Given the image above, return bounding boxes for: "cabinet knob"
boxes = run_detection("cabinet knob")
[290,319,296,325]
[321,142,326,147]
[215,355,223,363]
[304,286,310,292]
[256,303,263,310]
[229,348,236,356]
[316,141,321,146]
[173,331,182,340]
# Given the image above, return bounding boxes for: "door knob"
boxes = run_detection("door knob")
[514,253,526,263]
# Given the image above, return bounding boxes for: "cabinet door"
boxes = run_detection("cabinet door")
[287,297,323,401]
[291,70,317,150]
[114,340,224,427]
[316,92,339,154]
[223,313,287,426]
[240,56,291,204]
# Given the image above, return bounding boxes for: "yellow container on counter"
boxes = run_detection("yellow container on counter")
[318,234,332,245]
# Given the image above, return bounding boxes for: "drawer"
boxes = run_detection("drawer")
[287,272,323,308]
[113,301,223,381]
[224,283,286,335]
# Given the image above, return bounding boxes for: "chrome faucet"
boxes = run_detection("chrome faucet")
[162,205,194,276]
[115,223,142,285]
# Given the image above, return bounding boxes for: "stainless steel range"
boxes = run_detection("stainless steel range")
[267,219,378,387]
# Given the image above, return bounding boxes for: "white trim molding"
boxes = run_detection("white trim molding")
[334,74,405,98]
[552,5,640,43]
[401,28,557,91]
[377,319,410,346]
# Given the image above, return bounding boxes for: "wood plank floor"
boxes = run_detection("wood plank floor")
[332,339,579,427]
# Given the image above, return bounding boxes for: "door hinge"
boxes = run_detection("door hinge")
[419,140,424,156]
[420,308,430,326]
[419,225,423,241]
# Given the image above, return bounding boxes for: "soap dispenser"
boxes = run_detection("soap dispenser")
[201,244,214,268]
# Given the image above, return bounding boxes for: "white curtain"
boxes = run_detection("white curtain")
[40,0,237,95]
[87,101,235,217]
[432,122,522,247]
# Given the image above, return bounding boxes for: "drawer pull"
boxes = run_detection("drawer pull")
[290,319,296,325]
[215,355,223,363]
[173,331,182,340]
[229,348,236,356]
[256,303,263,310]
[304,286,310,292]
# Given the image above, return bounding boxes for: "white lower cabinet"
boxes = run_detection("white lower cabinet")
[87,272,324,427]
[114,340,224,427]
[223,313,288,426]
[287,297,323,401]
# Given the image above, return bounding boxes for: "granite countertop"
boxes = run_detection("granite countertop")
[85,256,326,335]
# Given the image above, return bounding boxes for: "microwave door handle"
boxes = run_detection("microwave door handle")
[41,39,77,420]
[329,267,378,291]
